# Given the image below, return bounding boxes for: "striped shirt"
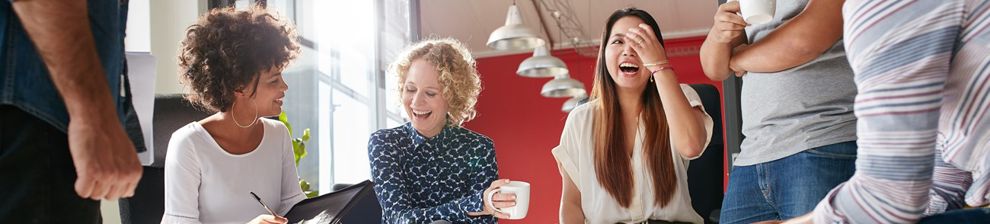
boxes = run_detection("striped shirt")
[812,0,990,223]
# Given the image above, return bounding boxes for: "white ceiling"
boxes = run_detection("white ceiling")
[419,0,718,57]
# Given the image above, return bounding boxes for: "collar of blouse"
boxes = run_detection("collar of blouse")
[403,121,455,147]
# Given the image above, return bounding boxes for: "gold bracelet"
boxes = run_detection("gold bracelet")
[643,61,670,67]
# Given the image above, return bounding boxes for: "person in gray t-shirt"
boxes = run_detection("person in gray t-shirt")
[699,0,857,223]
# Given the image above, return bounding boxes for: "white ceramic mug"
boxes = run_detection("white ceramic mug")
[737,0,776,24]
[484,181,530,219]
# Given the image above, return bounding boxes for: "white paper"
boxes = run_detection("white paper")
[126,52,157,165]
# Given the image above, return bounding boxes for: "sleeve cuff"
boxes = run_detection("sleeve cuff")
[552,146,580,188]
[461,190,486,214]
[679,84,714,161]
[812,183,848,224]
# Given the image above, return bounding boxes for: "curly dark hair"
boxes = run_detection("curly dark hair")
[178,6,300,112]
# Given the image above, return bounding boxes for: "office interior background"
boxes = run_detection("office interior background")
[105,1,733,223]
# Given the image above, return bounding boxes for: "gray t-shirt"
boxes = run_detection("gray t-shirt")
[735,0,857,166]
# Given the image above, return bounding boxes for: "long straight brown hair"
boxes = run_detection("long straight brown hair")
[590,8,675,208]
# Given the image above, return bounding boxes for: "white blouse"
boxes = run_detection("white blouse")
[552,84,714,224]
[163,118,306,224]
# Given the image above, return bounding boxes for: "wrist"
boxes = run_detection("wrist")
[646,61,673,73]
[69,107,119,126]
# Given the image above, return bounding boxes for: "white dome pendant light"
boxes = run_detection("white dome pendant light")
[517,44,568,78]
[487,2,544,51]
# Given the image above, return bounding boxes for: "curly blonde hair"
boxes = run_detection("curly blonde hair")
[389,38,481,126]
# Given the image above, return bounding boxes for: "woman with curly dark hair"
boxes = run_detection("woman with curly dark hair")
[163,6,302,224]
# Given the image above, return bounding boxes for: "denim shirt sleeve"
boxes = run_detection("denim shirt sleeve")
[0,0,131,139]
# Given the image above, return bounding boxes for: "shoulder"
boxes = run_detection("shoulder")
[165,122,206,165]
[368,125,408,157]
[168,122,208,149]
[369,125,406,144]
[569,99,597,118]
[453,127,494,147]
[563,99,597,131]
[259,118,289,136]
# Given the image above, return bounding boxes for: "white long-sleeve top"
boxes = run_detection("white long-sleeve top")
[163,118,306,224]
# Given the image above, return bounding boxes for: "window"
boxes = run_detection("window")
[240,0,416,194]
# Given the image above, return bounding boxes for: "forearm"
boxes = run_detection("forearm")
[699,34,738,81]
[382,190,490,223]
[730,39,822,73]
[12,0,117,121]
[558,165,584,224]
[559,201,584,224]
[654,72,706,157]
[731,0,844,73]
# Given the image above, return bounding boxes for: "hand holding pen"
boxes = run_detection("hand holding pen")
[248,192,288,224]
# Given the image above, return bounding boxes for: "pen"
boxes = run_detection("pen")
[249,192,277,216]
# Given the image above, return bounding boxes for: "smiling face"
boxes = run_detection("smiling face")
[604,16,651,92]
[237,67,288,117]
[402,59,449,138]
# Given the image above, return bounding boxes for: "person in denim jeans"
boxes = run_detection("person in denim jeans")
[699,0,858,223]
[0,0,143,222]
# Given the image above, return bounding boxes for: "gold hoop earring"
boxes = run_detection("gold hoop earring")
[230,100,259,128]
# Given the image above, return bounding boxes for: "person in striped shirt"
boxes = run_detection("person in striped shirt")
[782,0,990,223]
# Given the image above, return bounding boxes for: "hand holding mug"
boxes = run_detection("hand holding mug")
[479,179,514,219]
[485,180,531,220]
[711,1,747,45]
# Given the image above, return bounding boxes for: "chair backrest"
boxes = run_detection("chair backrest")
[120,94,210,224]
[150,94,213,167]
[686,84,725,224]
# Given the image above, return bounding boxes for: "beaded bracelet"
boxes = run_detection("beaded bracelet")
[646,62,673,74]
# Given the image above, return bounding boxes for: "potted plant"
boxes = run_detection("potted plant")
[277,112,318,198]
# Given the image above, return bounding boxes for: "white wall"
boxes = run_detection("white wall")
[125,0,150,52]
[151,0,206,94]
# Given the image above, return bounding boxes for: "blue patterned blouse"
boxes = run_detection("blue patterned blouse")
[368,122,499,224]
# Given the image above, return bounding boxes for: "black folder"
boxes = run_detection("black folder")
[284,180,382,224]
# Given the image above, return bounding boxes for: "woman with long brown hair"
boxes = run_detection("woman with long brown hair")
[552,8,713,224]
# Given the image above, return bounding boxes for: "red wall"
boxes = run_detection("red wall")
[465,36,724,223]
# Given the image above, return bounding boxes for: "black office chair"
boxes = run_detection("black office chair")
[687,84,725,224]
[119,94,211,224]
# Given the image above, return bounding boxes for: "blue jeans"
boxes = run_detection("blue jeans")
[719,141,857,224]
[919,208,990,223]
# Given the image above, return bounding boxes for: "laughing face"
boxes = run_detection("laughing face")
[605,16,651,91]
[239,67,288,117]
[402,59,449,138]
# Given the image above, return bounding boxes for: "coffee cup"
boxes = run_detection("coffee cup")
[737,0,776,25]
[484,181,530,219]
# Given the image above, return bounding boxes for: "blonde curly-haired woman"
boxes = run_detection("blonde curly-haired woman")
[367,38,516,224]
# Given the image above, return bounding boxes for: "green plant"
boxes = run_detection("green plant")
[278,111,318,198]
